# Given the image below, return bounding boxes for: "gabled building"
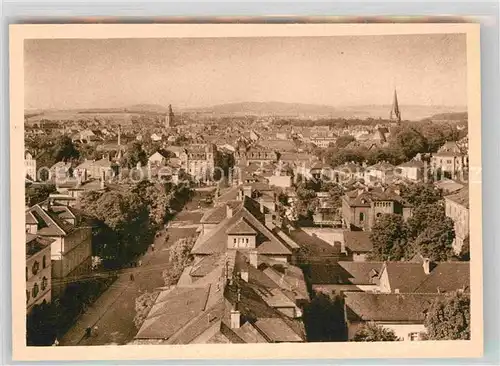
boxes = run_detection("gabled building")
[344,292,443,341]
[179,144,218,182]
[25,152,37,181]
[341,186,412,231]
[25,203,92,297]
[431,141,468,179]
[191,195,296,264]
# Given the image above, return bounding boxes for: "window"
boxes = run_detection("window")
[42,255,47,269]
[25,267,28,281]
[376,212,382,218]
[245,238,249,244]
[408,332,420,341]
[233,238,237,244]
[359,212,364,223]
[32,261,39,276]
[26,290,30,303]
[41,276,48,291]
[32,283,39,298]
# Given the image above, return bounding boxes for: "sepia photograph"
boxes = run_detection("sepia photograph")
[10,23,482,360]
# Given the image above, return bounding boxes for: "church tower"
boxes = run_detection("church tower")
[389,89,402,124]
[165,104,175,129]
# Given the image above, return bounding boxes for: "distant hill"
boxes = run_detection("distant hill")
[187,102,467,121]
[187,102,338,116]
[124,104,169,114]
[427,112,468,121]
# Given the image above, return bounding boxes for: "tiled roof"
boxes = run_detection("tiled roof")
[445,187,469,209]
[310,262,383,285]
[136,285,212,339]
[383,261,470,294]
[26,233,53,259]
[191,197,291,256]
[254,318,304,342]
[200,201,242,224]
[412,262,470,293]
[345,292,444,322]
[226,218,258,235]
[26,205,69,236]
[398,160,425,168]
[343,231,373,253]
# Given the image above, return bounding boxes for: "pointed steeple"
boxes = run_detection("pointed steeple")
[390,89,401,123]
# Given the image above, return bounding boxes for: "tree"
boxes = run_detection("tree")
[424,292,470,340]
[162,236,196,286]
[392,127,429,160]
[369,214,409,261]
[52,135,80,162]
[335,135,355,149]
[125,142,148,168]
[79,189,152,266]
[134,291,160,329]
[406,203,455,262]
[352,322,400,342]
[459,236,470,261]
[401,183,443,207]
[25,183,56,206]
[303,292,347,342]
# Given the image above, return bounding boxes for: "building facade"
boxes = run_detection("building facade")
[26,234,53,313]
[25,152,37,181]
[180,144,217,181]
[444,188,470,254]
[341,187,412,231]
[26,204,93,298]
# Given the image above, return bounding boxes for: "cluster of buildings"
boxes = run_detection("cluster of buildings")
[24,96,470,343]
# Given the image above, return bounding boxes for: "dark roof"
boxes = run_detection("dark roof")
[343,231,373,253]
[226,218,258,235]
[412,262,470,293]
[26,233,53,259]
[191,197,291,256]
[383,261,470,294]
[26,205,69,236]
[254,318,303,342]
[310,262,383,285]
[383,262,429,293]
[345,292,444,322]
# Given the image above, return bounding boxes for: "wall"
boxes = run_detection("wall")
[268,175,292,188]
[445,198,469,254]
[352,252,368,262]
[227,235,256,249]
[26,245,52,312]
[267,255,289,263]
[378,267,391,293]
[347,321,426,341]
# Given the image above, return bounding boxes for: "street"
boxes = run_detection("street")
[59,190,210,346]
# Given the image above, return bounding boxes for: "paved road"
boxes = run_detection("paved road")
[59,192,206,346]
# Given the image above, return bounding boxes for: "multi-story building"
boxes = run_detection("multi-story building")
[26,233,53,313]
[235,146,278,165]
[444,187,469,254]
[25,152,37,181]
[396,160,425,182]
[431,141,468,179]
[179,144,217,181]
[364,161,395,185]
[341,186,412,231]
[25,203,92,298]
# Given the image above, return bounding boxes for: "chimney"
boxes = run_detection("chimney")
[226,204,233,218]
[265,214,274,230]
[100,170,105,190]
[423,257,433,275]
[230,308,241,329]
[249,250,258,268]
[260,201,266,214]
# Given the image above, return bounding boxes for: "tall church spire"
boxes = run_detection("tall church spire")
[390,89,401,123]
[165,104,175,129]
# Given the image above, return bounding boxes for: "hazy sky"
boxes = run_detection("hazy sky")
[25,34,467,110]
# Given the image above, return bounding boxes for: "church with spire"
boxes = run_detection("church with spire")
[165,104,175,129]
[389,89,402,125]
